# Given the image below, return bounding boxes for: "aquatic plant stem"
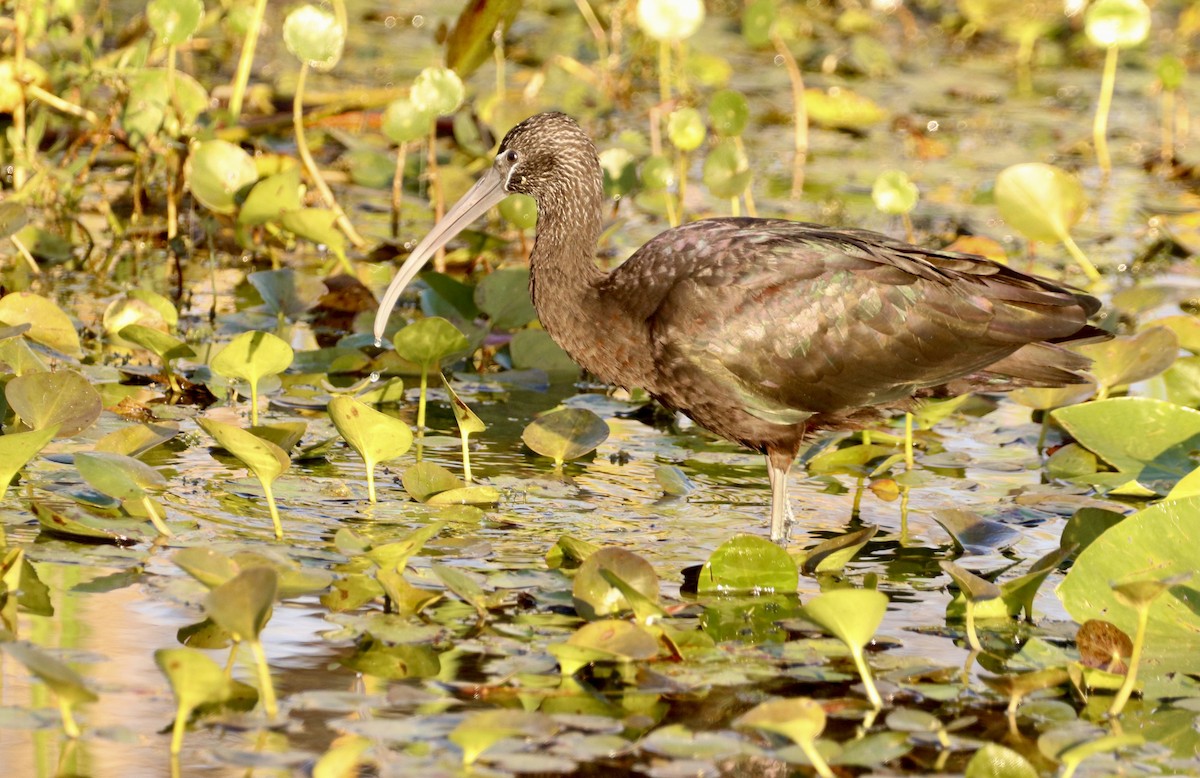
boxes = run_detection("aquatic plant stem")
[800,737,835,778]
[428,126,446,272]
[228,0,268,122]
[249,639,278,718]
[1060,231,1102,284]
[366,460,377,503]
[249,381,260,427]
[461,433,473,483]
[658,40,671,106]
[292,63,368,250]
[904,412,914,470]
[1093,45,1119,180]
[391,141,408,239]
[12,0,29,191]
[772,32,808,199]
[1108,603,1149,716]
[850,644,883,709]
[141,496,172,537]
[964,600,983,653]
[58,697,80,739]
[264,484,282,540]
[169,701,187,754]
[416,366,429,456]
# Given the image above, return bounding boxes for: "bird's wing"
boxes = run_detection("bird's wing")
[604,218,1095,420]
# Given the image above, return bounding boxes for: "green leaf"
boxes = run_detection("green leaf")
[204,567,278,642]
[509,329,577,375]
[804,87,887,130]
[734,697,826,746]
[545,535,601,570]
[521,408,609,467]
[238,167,303,227]
[1085,0,1151,48]
[211,331,294,422]
[283,5,345,70]
[940,561,1002,603]
[147,0,204,44]
[3,640,98,705]
[800,525,877,574]
[872,170,919,215]
[444,0,522,78]
[279,208,347,260]
[1058,497,1200,678]
[636,0,705,41]
[401,461,462,503]
[964,743,1038,778]
[155,646,240,754]
[800,588,888,649]
[391,317,470,369]
[6,370,102,437]
[703,139,751,199]
[185,139,258,215]
[31,499,143,544]
[197,418,290,482]
[173,547,239,589]
[410,66,464,116]
[328,395,413,502]
[995,162,1085,244]
[0,426,57,496]
[0,291,82,357]
[475,268,537,330]
[667,107,706,151]
[572,547,659,621]
[448,710,555,766]
[1052,398,1200,494]
[382,98,435,144]
[1074,327,1178,394]
[709,90,749,137]
[550,619,659,674]
[698,534,798,594]
[119,324,195,361]
[75,451,166,501]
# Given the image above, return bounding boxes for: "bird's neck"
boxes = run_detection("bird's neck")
[528,190,654,389]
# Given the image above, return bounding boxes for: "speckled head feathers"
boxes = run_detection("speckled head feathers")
[496,112,602,205]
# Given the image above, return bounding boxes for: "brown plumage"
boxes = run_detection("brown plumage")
[375,112,1105,542]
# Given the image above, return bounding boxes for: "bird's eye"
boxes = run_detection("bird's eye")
[505,149,518,163]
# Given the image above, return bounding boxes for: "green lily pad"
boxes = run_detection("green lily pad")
[0,425,58,496]
[382,98,435,145]
[283,4,344,70]
[698,534,798,594]
[709,89,749,137]
[196,417,290,539]
[7,370,102,437]
[800,588,888,651]
[995,162,1086,244]
[155,647,244,754]
[146,0,203,44]
[734,697,826,746]
[475,269,536,330]
[328,395,413,503]
[667,107,706,151]
[804,87,887,130]
[510,329,578,376]
[391,316,470,368]
[800,525,877,574]
[0,291,82,357]
[546,535,601,570]
[204,566,278,642]
[1058,497,1200,677]
[1052,398,1200,494]
[550,619,660,675]
[185,139,258,215]
[872,170,919,215]
[238,167,304,227]
[522,407,609,468]
[449,710,556,766]
[703,139,751,199]
[964,742,1038,778]
[1085,0,1151,48]
[31,499,143,545]
[119,324,195,362]
[402,461,462,503]
[211,330,294,425]
[573,547,659,621]
[410,66,464,116]
[1075,327,1178,395]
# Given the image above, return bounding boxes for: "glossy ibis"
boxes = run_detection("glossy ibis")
[374,112,1104,542]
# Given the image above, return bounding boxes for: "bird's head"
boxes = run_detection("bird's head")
[372,112,601,343]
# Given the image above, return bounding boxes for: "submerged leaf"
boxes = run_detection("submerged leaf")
[522,408,609,466]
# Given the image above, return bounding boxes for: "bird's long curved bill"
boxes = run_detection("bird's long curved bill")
[373,166,510,343]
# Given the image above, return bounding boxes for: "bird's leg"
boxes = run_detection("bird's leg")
[766,448,795,544]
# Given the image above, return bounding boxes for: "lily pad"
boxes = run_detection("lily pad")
[6,371,102,437]
[572,547,659,621]
[185,139,258,215]
[1074,327,1178,395]
[1052,398,1200,495]
[0,425,58,496]
[328,395,413,503]
[521,408,609,468]
[1058,497,1200,677]
[0,291,82,357]
[697,534,798,594]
